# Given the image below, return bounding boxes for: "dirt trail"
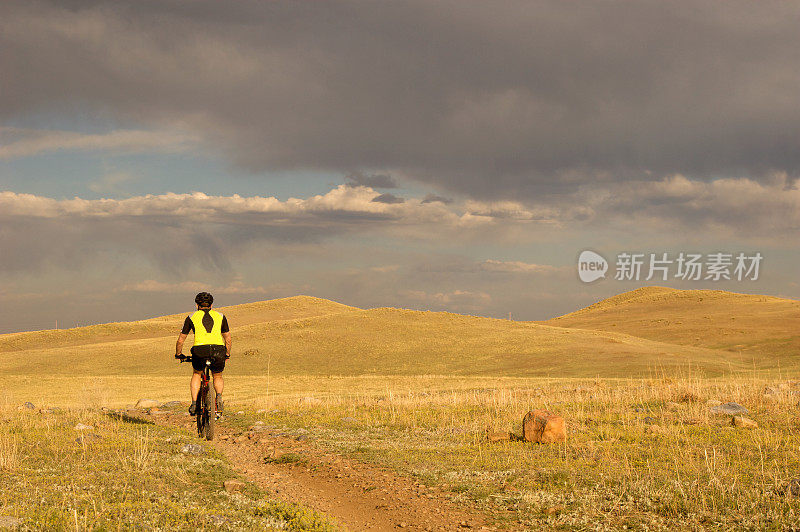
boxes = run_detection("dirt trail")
[154,412,490,531]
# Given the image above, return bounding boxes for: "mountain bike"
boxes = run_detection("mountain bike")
[177,355,217,440]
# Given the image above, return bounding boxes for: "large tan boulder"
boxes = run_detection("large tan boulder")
[522,410,566,443]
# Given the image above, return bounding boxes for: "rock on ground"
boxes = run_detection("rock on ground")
[299,396,322,406]
[75,433,102,444]
[21,402,35,410]
[180,443,205,455]
[486,431,511,442]
[522,410,566,443]
[223,479,246,493]
[710,402,748,416]
[0,515,23,528]
[135,399,161,409]
[732,416,758,429]
[74,423,94,431]
[782,478,800,497]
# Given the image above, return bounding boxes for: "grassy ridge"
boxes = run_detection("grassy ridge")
[0,296,356,353]
[0,308,750,377]
[546,286,800,362]
[2,287,798,377]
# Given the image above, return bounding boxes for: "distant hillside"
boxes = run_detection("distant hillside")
[0,296,357,353]
[0,293,760,377]
[545,286,800,363]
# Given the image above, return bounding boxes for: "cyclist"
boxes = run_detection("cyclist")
[175,292,231,415]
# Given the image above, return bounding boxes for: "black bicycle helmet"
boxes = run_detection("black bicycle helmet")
[195,292,214,308]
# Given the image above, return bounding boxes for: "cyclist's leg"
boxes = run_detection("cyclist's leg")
[212,372,224,394]
[190,369,203,401]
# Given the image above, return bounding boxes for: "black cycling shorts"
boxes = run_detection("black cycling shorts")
[190,345,227,373]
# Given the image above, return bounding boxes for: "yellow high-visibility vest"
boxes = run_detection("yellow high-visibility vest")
[190,309,225,346]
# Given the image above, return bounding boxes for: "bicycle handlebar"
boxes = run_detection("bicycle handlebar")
[176,354,229,363]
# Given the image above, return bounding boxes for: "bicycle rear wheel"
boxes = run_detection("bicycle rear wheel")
[205,383,216,441]
[196,382,206,438]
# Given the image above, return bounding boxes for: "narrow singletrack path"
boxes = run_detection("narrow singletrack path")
[152,411,491,531]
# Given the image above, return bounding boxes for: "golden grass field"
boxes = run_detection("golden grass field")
[3,286,800,530]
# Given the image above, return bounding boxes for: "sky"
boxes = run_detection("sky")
[1,0,799,333]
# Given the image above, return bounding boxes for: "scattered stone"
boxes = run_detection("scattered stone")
[295,434,309,442]
[256,409,267,414]
[219,434,230,441]
[19,402,35,410]
[38,408,54,414]
[764,386,781,396]
[678,391,700,403]
[711,402,748,416]
[546,505,564,516]
[522,410,566,443]
[180,443,205,455]
[74,423,94,431]
[236,411,244,415]
[162,401,183,408]
[398,522,408,528]
[486,431,511,442]
[299,396,322,406]
[732,416,758,429]
[206,515,230,526]
[223,479,246,493]
[781,478,800,497]
[75,433,102,444]
[135,399,160,409]
[643,416,657,424]
[0,515,23,528]
[646,425,667,434]
[341,417,357,423]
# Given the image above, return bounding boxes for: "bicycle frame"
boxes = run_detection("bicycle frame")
[178,355,216,440]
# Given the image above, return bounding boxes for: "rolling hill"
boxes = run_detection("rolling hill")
[545,286,800,365]
[2,287,796,377]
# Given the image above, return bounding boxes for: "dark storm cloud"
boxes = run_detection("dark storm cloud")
[345,172,398,189]
[2,1,799,199]
[421,194,453,205]
[371,193,405,204]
